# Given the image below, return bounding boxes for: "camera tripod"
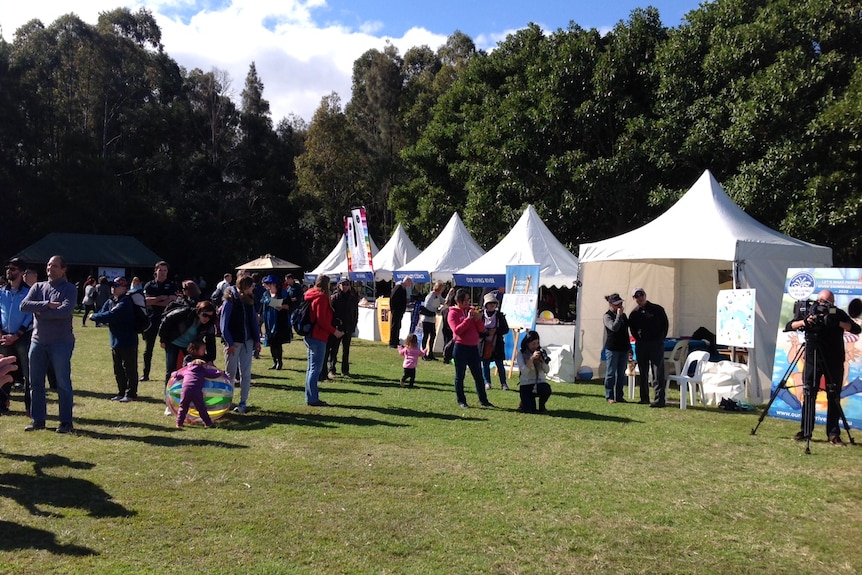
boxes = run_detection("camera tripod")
[751,339,855,454]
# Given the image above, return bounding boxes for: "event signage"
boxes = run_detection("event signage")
[501,264,540,330]
[393,270,430,283]
[768,268,862,429]
[345,207,374,281]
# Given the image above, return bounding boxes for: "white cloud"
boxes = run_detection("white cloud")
[2,0,450,123]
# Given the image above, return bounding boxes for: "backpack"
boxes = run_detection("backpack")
[128,292,150,334]
[291,300,315,337]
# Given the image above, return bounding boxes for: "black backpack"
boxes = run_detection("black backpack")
[291,300,314,336]
[128,292,150,334]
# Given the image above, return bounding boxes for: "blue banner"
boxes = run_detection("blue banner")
[394,270,431,283]
[452,274,505,287]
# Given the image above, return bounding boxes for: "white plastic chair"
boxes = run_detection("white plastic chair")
[665,351,710,409]
[664,340,689,378]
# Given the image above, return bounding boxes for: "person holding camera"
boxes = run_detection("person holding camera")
[516,330,551,413]
[785,289,861,446]
[447,289,493,409]
[628,288,669,407]
[603,293,630,404]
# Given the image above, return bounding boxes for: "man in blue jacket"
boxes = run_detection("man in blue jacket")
[90,277,139,402]
[0,257,33,413]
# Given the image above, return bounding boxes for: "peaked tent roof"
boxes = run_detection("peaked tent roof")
[454,205,580,288]
[373,223,422,282]
[579,170,833,263]
[237,254,301,270]
[14,233,162,269]
[394,212,486,283]
[306,235,380,280]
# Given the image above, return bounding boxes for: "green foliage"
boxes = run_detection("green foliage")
[2,0,862,272]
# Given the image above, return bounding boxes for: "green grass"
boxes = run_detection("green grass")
[1,317,860,574]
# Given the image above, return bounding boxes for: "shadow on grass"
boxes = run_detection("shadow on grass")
[216,408,410,431]
[65,418,249,448]
[329,404,489,422]
[0,453,136,520]
[0,520,96,555]
[541,408,639,423]
[74,388,167,405]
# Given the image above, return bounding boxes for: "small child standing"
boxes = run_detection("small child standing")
[398,333,426,388]
[176,340,221,428]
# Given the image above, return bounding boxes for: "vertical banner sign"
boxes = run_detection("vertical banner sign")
[345,207,374,281]
[501,264,541,375]
[768,268,862,429]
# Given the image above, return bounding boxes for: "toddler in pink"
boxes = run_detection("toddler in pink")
[398,334,426,387]
[175,340,221,428]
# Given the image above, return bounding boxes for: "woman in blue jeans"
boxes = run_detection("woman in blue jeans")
[447,289,492,409]
[602,293,630,403]
[303,275,343,406]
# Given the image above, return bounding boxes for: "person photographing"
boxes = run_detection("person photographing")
[786,289,860,446]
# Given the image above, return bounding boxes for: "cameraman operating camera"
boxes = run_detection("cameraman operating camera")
[785,289,861,446]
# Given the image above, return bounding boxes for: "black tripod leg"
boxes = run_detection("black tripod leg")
[833,393,856,445]
[751,377,788,435]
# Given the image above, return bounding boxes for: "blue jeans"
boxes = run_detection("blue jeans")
[225,340,255,407]
[482,357,507,388]
[604,349,628,401]
[304,336,327,403]
[28,341,75,424]
[453,343,489,406]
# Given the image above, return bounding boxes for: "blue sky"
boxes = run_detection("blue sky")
[2,1,706,122]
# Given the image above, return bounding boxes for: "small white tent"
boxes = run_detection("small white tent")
[454,205,580,288]
[306,235,380,281]
[374,223,422,282]
[576,170,832,401]
[394,213,486,283]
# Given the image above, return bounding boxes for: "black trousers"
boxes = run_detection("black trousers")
[112,346,139,398]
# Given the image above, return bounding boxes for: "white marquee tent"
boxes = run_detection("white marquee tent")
[454,205,580,288]
[374,223,422,282]
[394,212,486,283]
[576,170,833,401]
[305,234,380,281]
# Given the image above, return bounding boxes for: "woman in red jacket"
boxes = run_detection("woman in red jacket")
[303,275,343,406]
[447,289,493,409]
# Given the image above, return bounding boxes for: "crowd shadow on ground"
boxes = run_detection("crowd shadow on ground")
[0,452,133,556]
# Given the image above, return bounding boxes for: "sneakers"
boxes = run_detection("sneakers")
[649,401,666,408]
[480,402,495,409]
[307,400,329,407]
[164,406,173,416]
[457,402,469,409]
[109,395,123,401]
[828,435,846,447]
[328,371,338,378]
[607,399,616,404]
[399,378,406,388]
[232,405,247,414]
[56,423,74,434]
[24,421,46,432]
[501,383,510,391]
[484,383,491,390]
[119,396,134,403]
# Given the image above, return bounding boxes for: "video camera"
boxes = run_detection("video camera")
[538,347,551,364]
[797,299,837,332]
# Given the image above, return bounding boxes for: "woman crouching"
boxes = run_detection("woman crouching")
[516,330,551,413]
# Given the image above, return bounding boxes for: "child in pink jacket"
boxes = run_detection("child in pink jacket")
[398,334,426,387]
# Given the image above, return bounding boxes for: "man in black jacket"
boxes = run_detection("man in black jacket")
[388,278,412,348]
[628,287,669,407]
[327,279,359,377]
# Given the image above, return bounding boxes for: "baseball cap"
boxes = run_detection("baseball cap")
[263,274,278,284]
[607,293,623,305]
[112,276,129,287]
[339,278,351,285]
[632,287,646,297]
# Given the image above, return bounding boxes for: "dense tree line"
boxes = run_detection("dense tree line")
[2,0,860,280]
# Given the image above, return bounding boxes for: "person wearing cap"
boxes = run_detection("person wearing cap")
[327,278,359,377]
[1,257,33,411]
[602,293,630,404]
[20,255,78,433]
[260,274,290,370]
[90,277,140,402]
[480,291,510,390]
[628,288,669,407]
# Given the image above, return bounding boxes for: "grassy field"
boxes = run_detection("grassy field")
[1,317,860,575]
